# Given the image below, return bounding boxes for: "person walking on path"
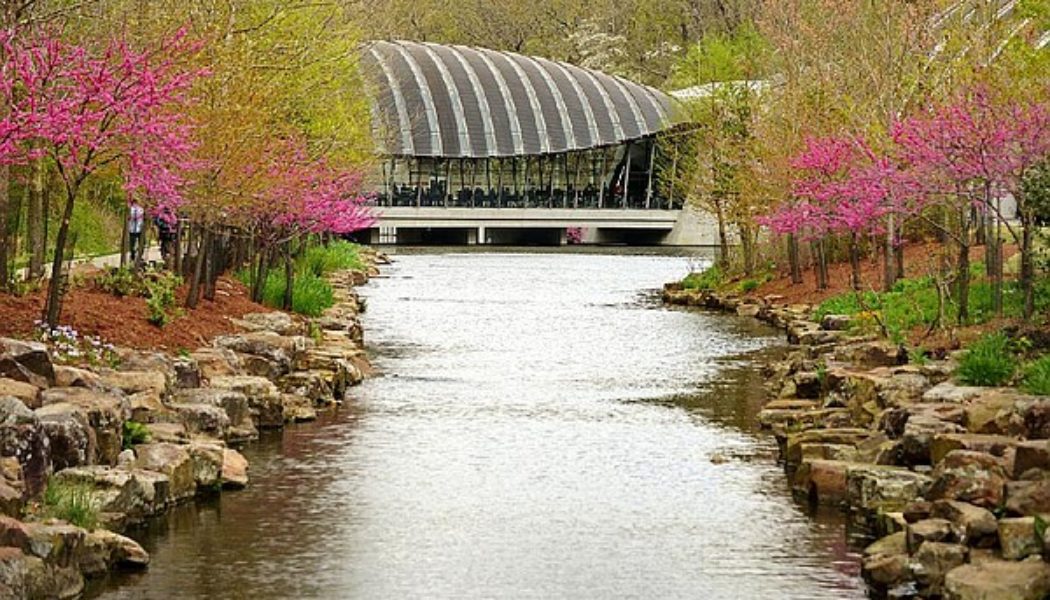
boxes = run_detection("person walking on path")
[128,201,145,265]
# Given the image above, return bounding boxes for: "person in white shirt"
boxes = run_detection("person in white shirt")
[128,201,145,263]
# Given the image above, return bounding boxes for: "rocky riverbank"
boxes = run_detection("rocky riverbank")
[664,283,1050,600]
[0,251,384,598]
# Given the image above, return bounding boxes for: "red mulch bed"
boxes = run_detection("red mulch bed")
[0,272,270,352]
[743,241,1018,306]
[739,240,1026,351]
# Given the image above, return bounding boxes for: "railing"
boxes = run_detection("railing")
[368,186,684,211]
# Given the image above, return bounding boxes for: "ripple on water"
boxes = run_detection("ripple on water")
[95,251,864,600]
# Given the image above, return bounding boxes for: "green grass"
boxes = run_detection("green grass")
[682,265,723,291]
[1022,354,1050,395]
[43,481,100,529]
[237,241,362,317]
[813,267,1050,339]
[957,333,1017,387]
[122,421,151,449]
[240,269,334,317]
[299,240,364,278]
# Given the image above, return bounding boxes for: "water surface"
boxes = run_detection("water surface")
[96,251,864,599]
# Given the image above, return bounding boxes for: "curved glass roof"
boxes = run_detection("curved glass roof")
[363,40,677,158]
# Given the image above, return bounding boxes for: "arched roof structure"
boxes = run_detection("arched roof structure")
[362,40,677,158]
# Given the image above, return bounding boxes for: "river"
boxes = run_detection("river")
[94,250,865,599]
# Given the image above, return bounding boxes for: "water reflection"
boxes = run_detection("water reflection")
[95,250,864,599]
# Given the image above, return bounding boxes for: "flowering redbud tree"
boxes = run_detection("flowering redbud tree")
[1,28,202,326]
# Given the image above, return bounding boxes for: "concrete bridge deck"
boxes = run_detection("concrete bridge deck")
[362,206,715,246]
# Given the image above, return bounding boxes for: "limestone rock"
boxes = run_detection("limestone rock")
[97,370,166,399]
[999,517,1041,560]
[907,518,954,553]
[220,448,248,489]
[922,382,986,404]
[1005,480,1050,516]
[186,442,224,491]
[834,340,906,370]
[52,367,101,390]
[127,390,170,424]
[208,376,283,429]
[40,387,129,466]
[1013,441,1050,479]
[189,348,243,381]
[0,379,40,409]
[172,356,202,390]
[35,403,94,471]
[234,312,306,337]
[846,464,932,516]
[793,459,849,505]
[944,559,1050,600]
[50,467,170,525]
[931,500,998,547]
[927,451,1009,510]
[0,338,55,388]
[900,415,966,466]
[929,433,1017,466]
[0,546,29,598]
[114,350,176,389]
[911,541,968,596]
[172,403,230,439]
[0,398,50,498]
[214,332,311,378]
[79,529,149,577]
[172,388,255,442]
[280,394,317,423]
[964,390,1026,434]
[132,443,195,502]
[0,459,24,518]
[143,422,186,445]
[783,428,872,465]
[277,371,333,407]
[821,314,852,331]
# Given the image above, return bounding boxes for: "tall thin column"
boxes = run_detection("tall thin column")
[622,142,632,209]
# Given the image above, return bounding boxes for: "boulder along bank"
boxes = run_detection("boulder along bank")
[664,282,1050,600]
[0,249,386,599]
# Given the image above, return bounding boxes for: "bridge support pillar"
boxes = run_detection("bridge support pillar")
[477,226,488,245]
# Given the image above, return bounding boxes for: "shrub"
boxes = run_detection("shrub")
[257,270,334,317]
[956,333,1017,386]
[739,278,760,293]
[682,265,722,291]
[908,347,929,366]
[43,481,99,529]
[1022,354,1050,396]
[299,240,364,278]
[145,271,183,327]
[122,421,151,449]
[97,267,145,297]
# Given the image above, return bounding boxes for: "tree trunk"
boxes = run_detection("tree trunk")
[788,234,802,285]
[44,186,78,327]
[27,155,45,279]
[812,240,828,290]
[850,234,862,291]
[186,227,208,309]
[895,222,905,281]
[715,202,729,270]
[119,203,129,269]
[203,230,217,302]
[1021,209,1035,319]
[883,213,896,291]
[0,165,9,291]
[282,244,294,311]
[956,226,971,326]
[252,246,268,303]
